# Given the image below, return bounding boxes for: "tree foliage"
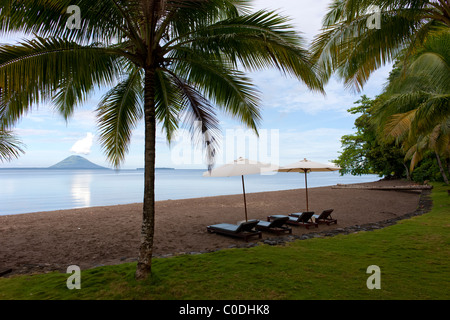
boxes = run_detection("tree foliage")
[0,128,24,162]
[312,0,450,91]
[333,95,407,178]
[372,31,450,183]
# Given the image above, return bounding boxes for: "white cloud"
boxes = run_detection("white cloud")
[252,73,356,115]
[251,63,392,116]
[70,132,94,155]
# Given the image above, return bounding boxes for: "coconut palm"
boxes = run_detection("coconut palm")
[385,117,450,183]
[312,0,450,91]
[374,31,450,182]
[0,0,323,279]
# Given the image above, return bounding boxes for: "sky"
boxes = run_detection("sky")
[0,0,393,170]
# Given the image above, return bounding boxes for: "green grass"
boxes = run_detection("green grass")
[1,184,449,300]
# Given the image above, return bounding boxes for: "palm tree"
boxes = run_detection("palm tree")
[374,31,450,182]
[312,0,450,91]
[386,119,450,183]
[0,0,323,279]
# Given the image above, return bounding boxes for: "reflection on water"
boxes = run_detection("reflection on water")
[71,173,92,208]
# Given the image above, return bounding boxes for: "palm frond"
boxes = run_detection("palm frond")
[0,37,122,125]
[413,94,450,134]
[0,129,24,162]
[154,68,182,143]
[311,0,449,91]
[383,109,417,141]
[96,67,144,168]
[166,9,324,93]
[168,47,261,132]
[373,91,429,126]
[409,148,423,172]
[0,0,139,45]
[167,71,221,170]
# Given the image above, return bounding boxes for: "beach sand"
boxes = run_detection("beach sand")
[0,179,424,276]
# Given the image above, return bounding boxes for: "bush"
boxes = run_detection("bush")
[411,154,445,183]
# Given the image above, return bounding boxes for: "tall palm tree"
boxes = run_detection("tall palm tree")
[0,0,323,279]
[312,0,450,91]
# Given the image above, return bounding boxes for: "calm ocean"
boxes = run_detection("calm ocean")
[0,169,380,216]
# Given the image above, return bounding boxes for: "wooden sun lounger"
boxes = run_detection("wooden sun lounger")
[207,219,262,242]
[256,216,292,235]
[288,211,319,229]
[268,212,318,229]
[312,209,337,225]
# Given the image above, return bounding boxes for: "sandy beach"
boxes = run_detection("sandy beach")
[0,179,425,276]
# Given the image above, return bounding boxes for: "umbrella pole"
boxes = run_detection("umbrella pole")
[241,175,248,222]
[304,170,309,212]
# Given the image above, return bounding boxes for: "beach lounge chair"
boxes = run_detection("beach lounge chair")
[289,211,319,228]
[312,209,337,225]
[207,219,262,242]
[255,216,292,235]
[268,212,318,229]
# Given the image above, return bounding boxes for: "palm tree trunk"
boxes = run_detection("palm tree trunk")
[135,67,157,280]
[435,151,449,185]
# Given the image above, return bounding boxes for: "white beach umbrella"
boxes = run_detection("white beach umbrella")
[203,157,279,222]
[278,158,341,211]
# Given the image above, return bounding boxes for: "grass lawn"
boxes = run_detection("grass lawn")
[0,184,449,300]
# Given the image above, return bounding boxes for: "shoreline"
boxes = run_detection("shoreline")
[0,170,381,216]
[0,179,424,276]
[1,182,385,218]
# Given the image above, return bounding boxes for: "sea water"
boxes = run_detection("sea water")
[0,169,380,216]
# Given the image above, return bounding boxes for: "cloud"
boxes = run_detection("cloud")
[248,62,392,117]
[70,132,94,155]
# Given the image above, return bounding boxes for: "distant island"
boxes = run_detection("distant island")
[49,156,109,170]
[0,156,177,170]
[48,156,176,170]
